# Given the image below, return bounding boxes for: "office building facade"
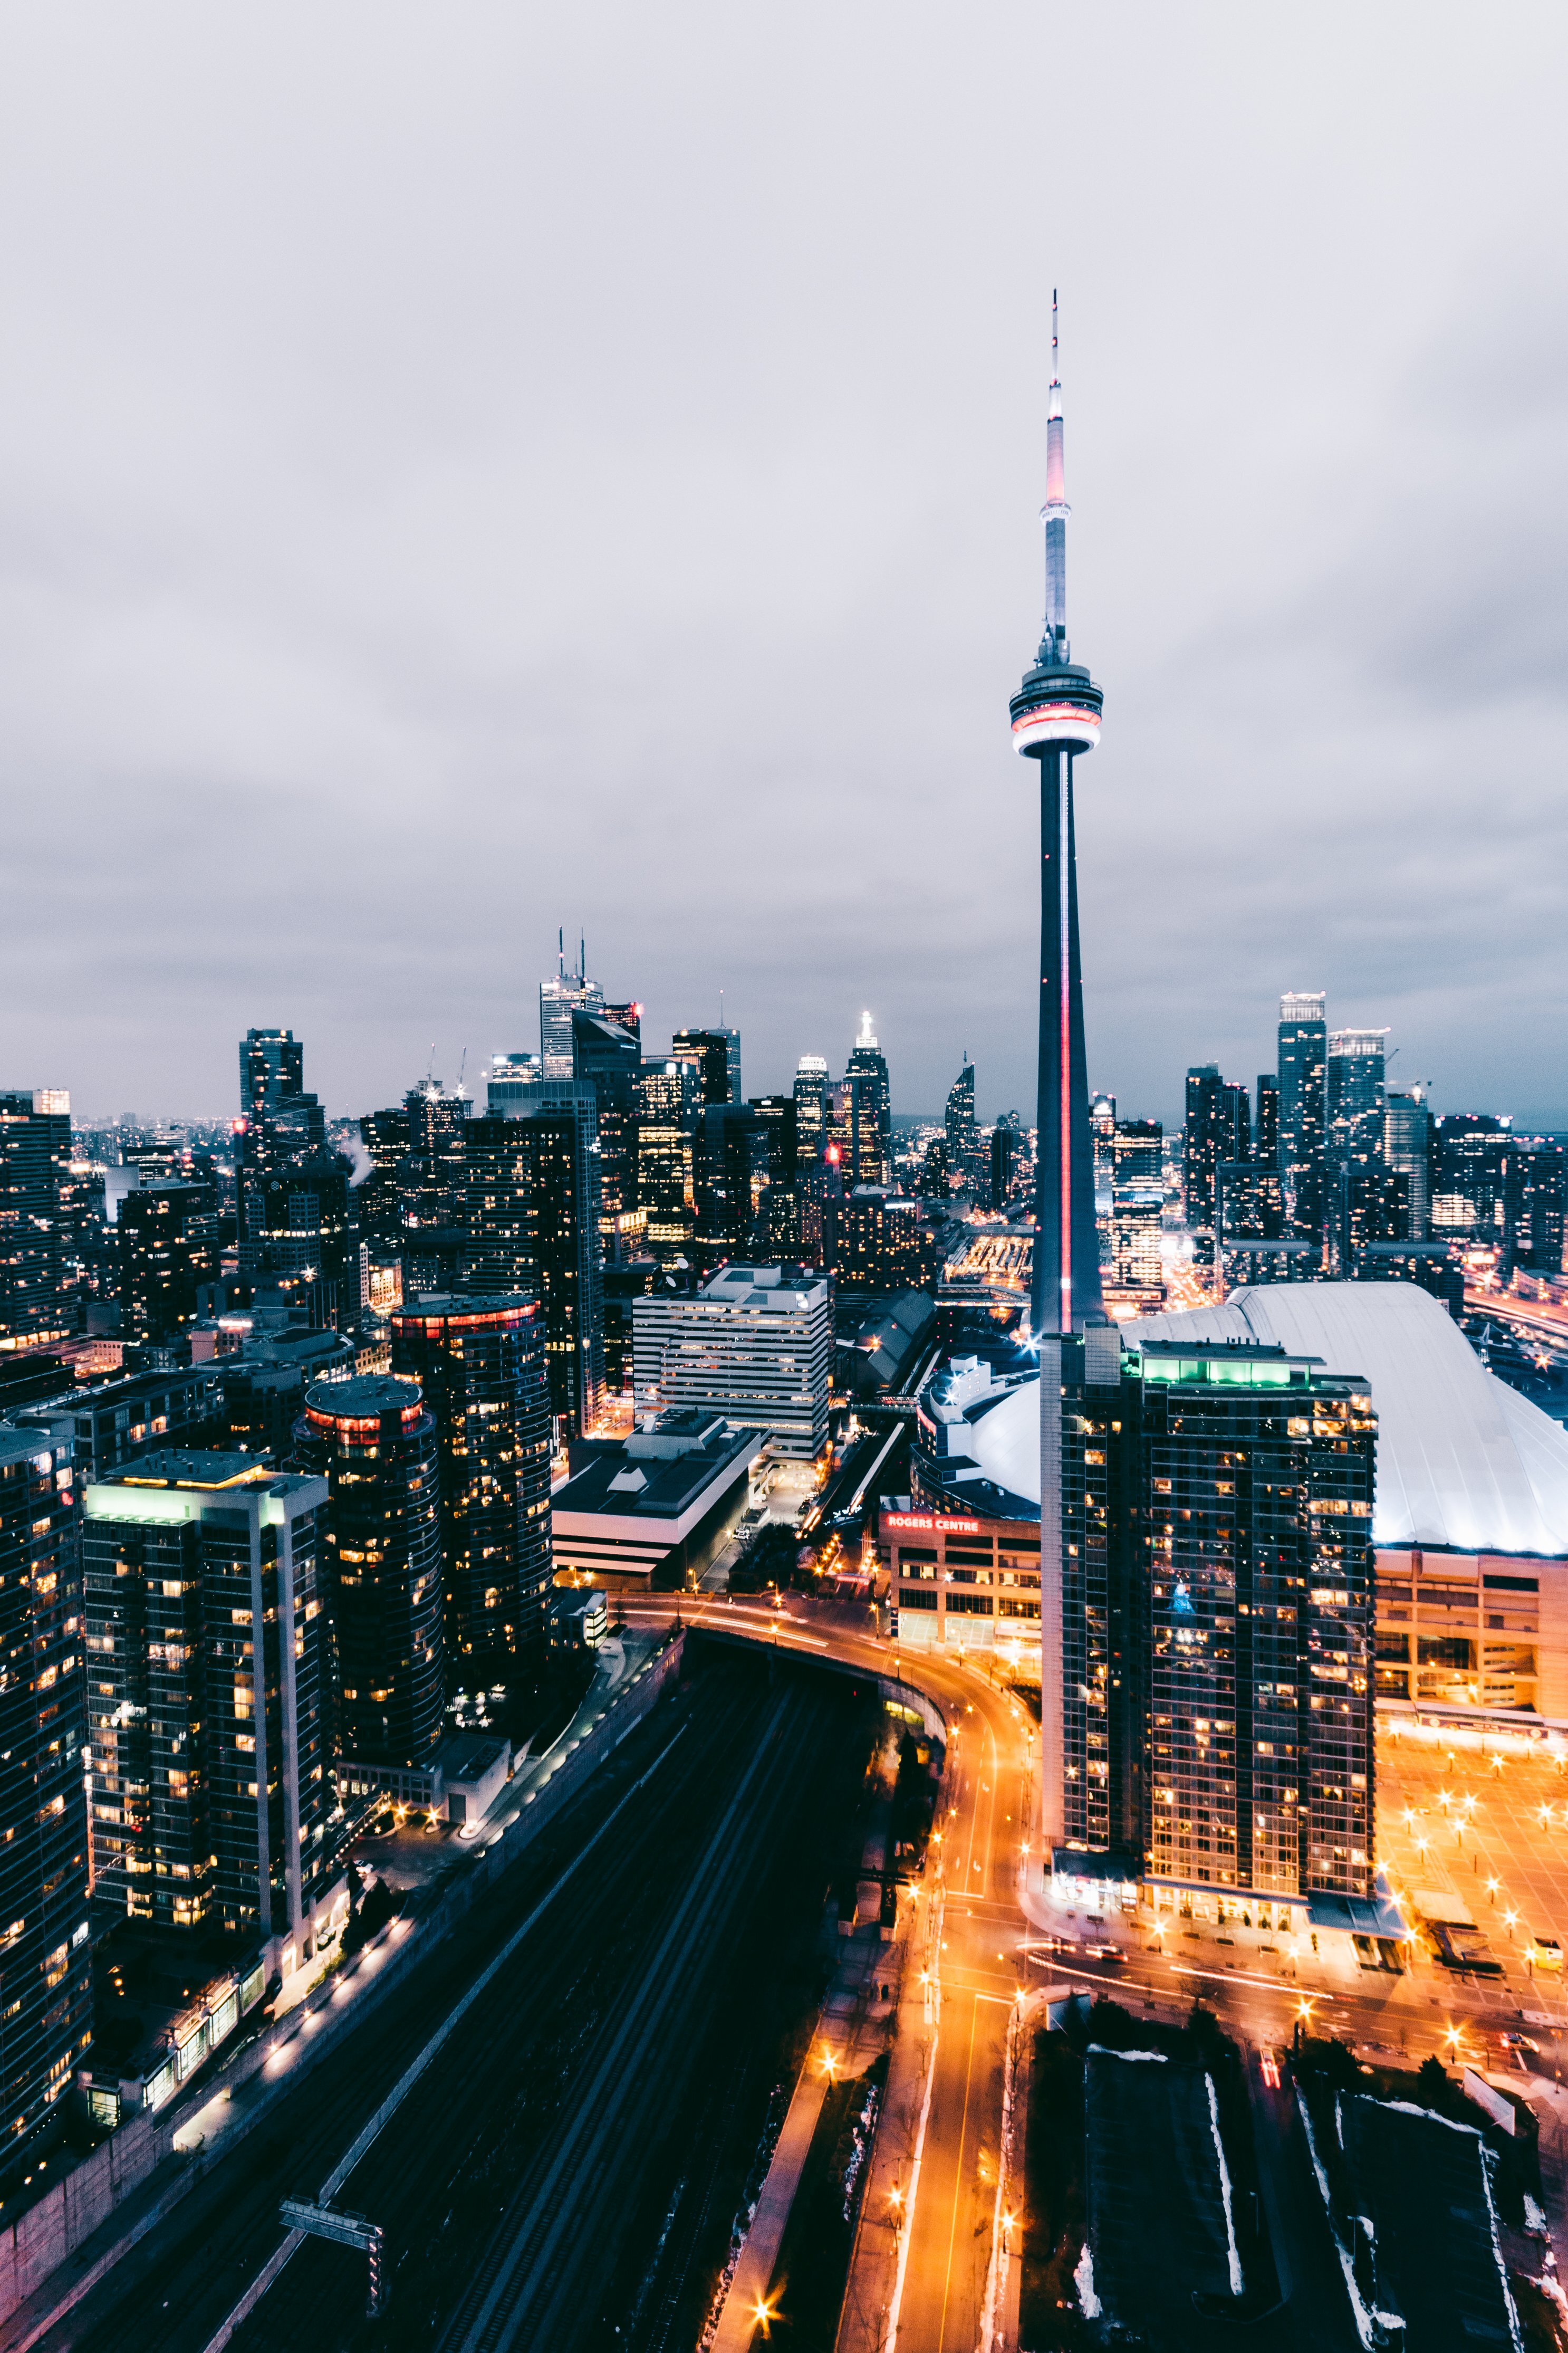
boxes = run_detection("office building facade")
[1277,994,1328,1241]
[295,1376,445,1771]
[390,1295,553,1656]
[572,1011,641,1249]
[118,1181,220,1346]
[671,1027,741,1107]
[694,1105,768,1274]
[539,940,604,1082]
[461,1093,605,1437]
[82,1455,336,1960]
[943,1061,980,1191]
[0,1427,91,2158]
[632,1265,832,1459]
[1327,1029,1388,1164]
[792,1057,829,1173]
[748,1095,801,1256]
[1059,1336,1377,1912]
[237,1030,326,1279]
[0,1090,73,1345]
[845,1013,891,1180]
[636,1060,698,1270]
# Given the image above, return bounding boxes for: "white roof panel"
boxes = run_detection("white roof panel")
[1123,1282,1568,1557]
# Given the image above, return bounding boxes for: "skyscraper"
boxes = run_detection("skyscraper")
[83,1454,334,1951]
[830,1074,884,1190]
[1106,1120,1164,1305]
[390,1295,553,1656]
[748,1094,801,1256]
[792,1057,830,1171]
[295,1376,445,1772]
[118,1180,220,1345]
[1062,1334,1378,1909]
[1382,1085,1431,1241]
[1277,993,1328,1243]
[460,1099,605,1435]
[670,1028,742,1107]
[249,1158,358,1331]
[572,1011,642,1251]
[0,1089,73,1344]
[1184,1070,1248,1265]
[943,1060,980,1190]
[1007,293,1105,1850]
[636,1060,699,1269]
[694,1105,768,1273]
[237,1030,326,1280]
[845,1012,891,1181]
[1327,1030,1388,1164]
[0,1426,91,2159]
[538,935,604,1082]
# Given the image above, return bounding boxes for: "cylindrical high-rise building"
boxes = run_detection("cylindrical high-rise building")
[296,1375,445,1771]
[390,1294,553,1659]
[1008,295,1106,1849]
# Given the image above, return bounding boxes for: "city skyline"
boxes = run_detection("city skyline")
[2,10,1566,1123]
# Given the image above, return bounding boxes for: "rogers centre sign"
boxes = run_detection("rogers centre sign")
[882,1512,982,1535]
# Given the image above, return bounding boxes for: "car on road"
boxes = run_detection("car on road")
[1257,2047,1282,2088]
[1526,1933,1564,1971]
[1082,1941,1124,1962]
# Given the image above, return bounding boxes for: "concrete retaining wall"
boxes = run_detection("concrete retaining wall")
[0,1630,684,2344]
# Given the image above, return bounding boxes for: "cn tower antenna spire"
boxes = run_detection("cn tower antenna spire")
[1042,289,1070,659]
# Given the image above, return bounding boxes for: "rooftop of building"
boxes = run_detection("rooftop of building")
[113,1450,277,1490]
[303,1373,424,1420]
[915,1354,1042,1520]
[0,1423,55,1471]
[1124,1281,1568,1556]
[555,1413,758,1524]
[691,1264,831,1310]
[393,1292,535,1325]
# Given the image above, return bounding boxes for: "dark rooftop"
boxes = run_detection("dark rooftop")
[305,1373,424,1419]
[111,1450,277,1490]
[554,1423,756,1523]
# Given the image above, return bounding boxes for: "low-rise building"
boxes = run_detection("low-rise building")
[16,1365,224,1477]
[552,1409,761,1587]
[632,1265,831,1460]
[546,1587,608,1650]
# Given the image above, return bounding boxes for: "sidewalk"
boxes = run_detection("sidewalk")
[710,1912,910,2352]
[711,2060,832,2353]
[834,1889,939,2353]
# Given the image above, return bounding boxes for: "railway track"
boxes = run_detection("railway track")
[44,1650,876,2353]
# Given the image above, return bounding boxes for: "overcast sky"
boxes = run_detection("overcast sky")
[2,4,1566,1130]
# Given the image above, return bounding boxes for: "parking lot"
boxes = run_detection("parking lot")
[1378,1719,1568,2007]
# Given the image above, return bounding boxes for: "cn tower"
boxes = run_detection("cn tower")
[1008,293,1104,1847]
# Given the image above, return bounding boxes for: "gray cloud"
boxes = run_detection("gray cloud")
[0,2,1565,1129]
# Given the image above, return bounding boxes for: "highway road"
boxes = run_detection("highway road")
[621,1591,1568,2349]
[31,1649,881,2353]
[621,1592,1038,2353]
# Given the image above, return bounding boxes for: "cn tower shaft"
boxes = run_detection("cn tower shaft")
[1008,292,1104,1853]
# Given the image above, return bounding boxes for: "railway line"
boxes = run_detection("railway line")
[37,1647,881,2353]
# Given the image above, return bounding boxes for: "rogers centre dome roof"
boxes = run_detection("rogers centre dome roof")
[1122,1281,1568,1558]
[944,1284,1568,1557]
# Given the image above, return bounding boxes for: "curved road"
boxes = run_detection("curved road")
[621,1592,1038,2353]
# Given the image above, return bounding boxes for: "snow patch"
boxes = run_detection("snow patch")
[1205,2072,1244,2297]
[1074,2243,1100,2318]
